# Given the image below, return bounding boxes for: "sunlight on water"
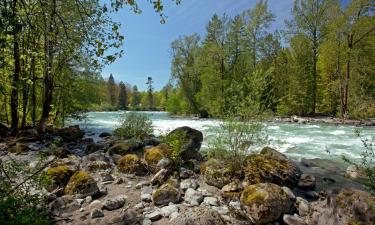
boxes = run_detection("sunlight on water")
[68,111,375,161]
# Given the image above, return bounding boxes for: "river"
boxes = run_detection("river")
[68,111,375,161]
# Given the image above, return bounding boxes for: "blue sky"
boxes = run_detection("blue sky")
[100,0,297,90]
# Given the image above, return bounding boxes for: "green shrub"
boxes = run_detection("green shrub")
[0,157,53,225]
[113,112,154,139]
[344,130,375,193]
[204,117,268,171]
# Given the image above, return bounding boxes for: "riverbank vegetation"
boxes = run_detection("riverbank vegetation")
[166,0,375,119]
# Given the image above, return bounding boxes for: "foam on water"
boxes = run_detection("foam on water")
[68,111,374,161]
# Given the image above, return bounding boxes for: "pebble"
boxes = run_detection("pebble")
[142,218,152,225]
[203,197,219,206]
[282,186,296,200]
[144,210,162,221]
[141,185,153,202]
[90,208,104,219]
[212,206,229,215]
[229,201,241,210]
[160,204,179,217]
[89,200,103,210]
[169,211,179,221]
[103,195,127,210]
[283,214,306,225]
[180,179,199,191]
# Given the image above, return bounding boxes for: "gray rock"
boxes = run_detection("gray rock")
[144,210,162,221]
[212,206,229,215]
[134,202,145,210]
[229,201,241,210]
[90,208,104,219]
[157,157,172,168]
[296,197,309,217]
[160,204,179,217]
[99,185,108,196]
[141,185,153,202]
[103,195,127,210]
[298,174,316,190]
[85,196,93,204]
[170,206,226,225]
[152,183,181,206]
[89,200,103,210]
[184,188,203,206]
[142,218,152,225]
[203,197,219,206]
[170,211,179,221]
[180,167,194,179]
[49,195,80,216]
[282,186,296,200]
[180,179,199,191]
[283,214,306,225]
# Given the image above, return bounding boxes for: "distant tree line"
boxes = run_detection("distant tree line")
[165,0,375,119]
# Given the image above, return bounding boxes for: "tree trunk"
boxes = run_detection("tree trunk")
[31,55,36,127]
[10,3,20,132]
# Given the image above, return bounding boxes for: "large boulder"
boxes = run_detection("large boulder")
[49,195,80,216]
[201,159,236,188]
[65,171,99,198]
[167,126,203,161]
[117,154,146,175]
[107,139,144,155]
[152,182,181,206]
[240,183,293,224]
[304,188,375,225]
[170,206,227,225]
[244,149,302,188]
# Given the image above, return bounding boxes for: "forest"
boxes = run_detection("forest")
[0,0,374,134]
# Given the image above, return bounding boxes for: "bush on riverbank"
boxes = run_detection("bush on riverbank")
[0,158,53,225]
[204,117,268,171]
[114,112,154,139]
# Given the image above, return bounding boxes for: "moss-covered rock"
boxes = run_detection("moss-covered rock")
[107,139,144,155]
[243,152,301,188]
[167,126,203,161]
[240,183,292,224]
[144,144,171,171]
[152,182,181,206]
[65,171,99,198]
[47,165,73,188]
[201,159,236,189]
[117,154,146,175]
[58,125,84,142]
[87,160,112,172]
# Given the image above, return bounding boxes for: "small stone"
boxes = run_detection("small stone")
[298,174,316,190]
[90,208,104,219]
[99,185,108,196]
[229,201,241,210]
[79,208,85,212]
[85,196,93,204]
[180,179,199,191]
[212,206,229,215]
[142,218,152,225]
[160,204,179,217]
[184,188,203,206]
[145,210,162,221]
[100,173,114,182]
[197,188,213,197]
[203,197,219,206]
[77,198,84,205]
[134,202,145,210]
[157,157,172,168]
[222,182,242,192]
[115,177,125,184]
[180,167,194,179]
[101,181,113,185]
[136,181,149,189]
[283,214,306,225]
[141,185,153,202]
[305,191,319,200]
[295,197,309,217]
[103,195,127,210]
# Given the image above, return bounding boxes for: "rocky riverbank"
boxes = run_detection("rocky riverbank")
[274,115,375,126]
[0,124,373,225]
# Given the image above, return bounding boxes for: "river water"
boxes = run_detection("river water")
[68,111,375,161]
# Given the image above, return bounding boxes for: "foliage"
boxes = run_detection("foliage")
[0,156,54,224]
[204,117,268,170]
[344,130,375,193]
[113,112,154,139]
[165,0,375,119]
